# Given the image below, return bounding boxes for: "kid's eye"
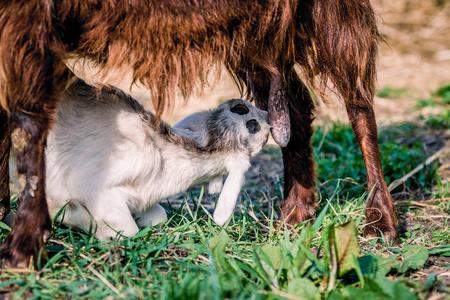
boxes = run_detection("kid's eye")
[230,104,249,115]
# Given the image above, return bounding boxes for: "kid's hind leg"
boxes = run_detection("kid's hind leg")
[135,204,167,228]
[0,108,10,220]
[91,189,139,240]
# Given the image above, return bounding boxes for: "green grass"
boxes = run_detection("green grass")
[377,86,409,99]
[416,84,450,108]
[416,84,450,130]
[1,101,449,299]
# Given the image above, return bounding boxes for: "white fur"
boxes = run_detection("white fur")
[134,204,168,227]
[212,158,249,225]
[207,177,223,194]
[45,83,269,240]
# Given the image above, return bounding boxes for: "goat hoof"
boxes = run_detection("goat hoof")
[0,231,48,269]
[280,200,315,225]
[0,247,36,270]
[364,190,398,241]
[363,224,398,241]
[363,209,398,241]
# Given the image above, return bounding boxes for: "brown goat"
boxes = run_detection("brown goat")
[0,0,397,268]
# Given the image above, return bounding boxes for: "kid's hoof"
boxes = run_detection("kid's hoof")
[135,205,168,227]
[213,211,231,226]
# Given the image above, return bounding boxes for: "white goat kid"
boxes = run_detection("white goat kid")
[45,80,269,240]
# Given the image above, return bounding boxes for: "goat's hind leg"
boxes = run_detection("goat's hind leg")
[0,108,10,220]
[346,104,398,239]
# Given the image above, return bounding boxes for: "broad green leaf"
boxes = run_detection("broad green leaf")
[377,255,401,276]
[334,220,360,276]
[260,244,283,270]
[334,277,417,300]
[429,245,450,257]
[327,291,346,300]
[373,277,418,300]
[337,287,385,299]
[287,278,320,300]
[358,254,379,277]
[399,245,429,273]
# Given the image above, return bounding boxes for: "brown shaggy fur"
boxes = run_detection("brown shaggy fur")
[0,0,397,267]
[0,109,10,220]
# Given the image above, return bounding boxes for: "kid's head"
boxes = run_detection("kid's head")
[206,99,270,155]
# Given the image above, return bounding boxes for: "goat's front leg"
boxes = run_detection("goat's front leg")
[0,112,53,268]
[243,67,316,224]
[0,108,10,220]
[213,163,248,226]
[280,70,316,224]
[346,104,398,238]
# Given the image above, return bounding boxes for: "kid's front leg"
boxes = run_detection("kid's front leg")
[213,166,248,226]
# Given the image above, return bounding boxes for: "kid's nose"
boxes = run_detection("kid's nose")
[246,119,261,134]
